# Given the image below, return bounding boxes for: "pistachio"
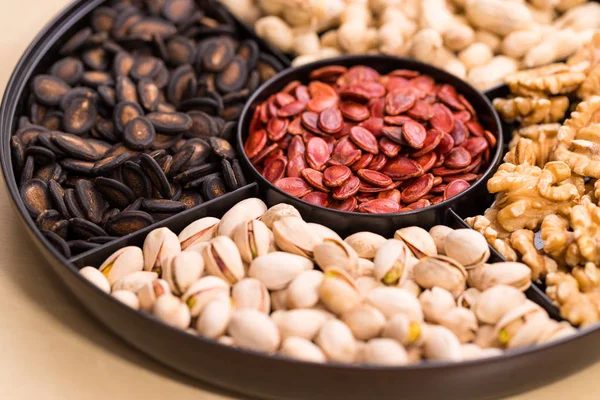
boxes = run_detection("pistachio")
[195,298,232,339]
[231,278,270,313]
[218,198,267,237]
[181,276,230,317]
[319,268,361,314]
[473,285,526,325]
[457,287,481,309]
[143,227,181,274]
[357,258,375,277]
[394,227,438,258]
[537,321,577,344]
[203,236,245,284]
[228,309,280,353]
[355,276,379,299]
[413,255,468,298]
[366,287,423,320]
[398,279,421,297]
[307,222,343,241]
[270,288,289,311]
[184,241,210,256]
[473,324,502,349]
[341,304,386,340]
[313,237,359,277]
[153,294,191,330]
[315,319,357,363]
[344,232,387,259]
[373,239,412,285]
[249,252,313,290]
[419,287,457,324]
[467,262,532,292]
[112,290,140,310]
[271,308,332,340]
[423,325,463,362]
[273,217,320,258]
[99,246,144,285]
[429,225,454,255]
[233,219,273,263]
[286,270,324,309]
[444,229,490,268]
[280,337,327,363]
[178,217,220,249]
[113,271,158,292]
[163,251,204,295]
[259,203,301,229]
[407,346,423,363]
[438,307,479,343]
[354,340,367,364]
[138,279,171,312]
[382,313,426,346]
[494,301,548,348]
[217,336,236,346]
[363,338,409,366]
[79,266,110,293]
[461,344,483,360]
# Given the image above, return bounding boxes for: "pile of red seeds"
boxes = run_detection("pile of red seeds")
[244,65,496,213]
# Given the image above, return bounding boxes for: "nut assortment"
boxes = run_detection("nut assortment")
[243,65,496,213]
[81,199,575,364]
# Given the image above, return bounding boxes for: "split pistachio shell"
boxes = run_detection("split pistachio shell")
[398,279,421,298]
[413,255,468,298]
[286,270,324,309]
[313,237,358,277]
[259,203,301,229]
[273,217,320,258]
[203,236,245,284]
[249,251,313,290]
[366,287,424,320]
[382,313,426,346]
[228,309,280,353]
[373,239,412,285]
[344,232,387,259]
[195,298,232,339]
[185,241,210,256]
[467,262,532,292]
[363,338,409,366]
[79,266,110,293]
[462,344,503,360]
[112,290,140,309]
[419,287,457,324]
[232,278,270,313]
[494,301,545,348]
[423,325,463,362]
[537,321,577,344]
[233,219,273,263]
[218,198,267,238]
[308,223,343,241]
[182,276,230,317]
[429,225,454,255]
[272,309,332,340]
[178,217,220,249]
[354,340,367,364]
[153,294,191,330]
[217,336,236,346]
[473,324,502,349]
[407,346,423,363]
[99,246,144,285]
[341,304,386,340]
[444,229,490,268]
[394,227,438,258]
[138,279,171,312]
[319,268,361,314]
[457,287,481,309]
[270,288,289,311]
[506,312,551,349]
[280,337,327,363]
[143,228,181,274]
[315,319,357,363]
[355,276,379,299]
[357,258,375,277]
[113,271,158,292]
[163,251,204,295]
[473,285,527,325]
[438,307,479,343]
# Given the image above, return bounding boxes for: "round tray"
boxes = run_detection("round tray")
[1,1,600,399]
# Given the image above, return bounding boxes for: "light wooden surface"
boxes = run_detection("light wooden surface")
[0,1,599,399]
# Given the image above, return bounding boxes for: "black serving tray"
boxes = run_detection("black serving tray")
[1,1,600,399]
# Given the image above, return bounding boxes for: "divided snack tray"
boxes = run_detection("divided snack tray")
[1,1,600,399]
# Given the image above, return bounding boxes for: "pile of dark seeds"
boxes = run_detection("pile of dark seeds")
[11,0,285,258]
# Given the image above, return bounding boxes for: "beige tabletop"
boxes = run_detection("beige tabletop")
[1,1,599,399]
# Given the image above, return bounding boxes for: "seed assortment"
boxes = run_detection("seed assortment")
[11,0,285,257]
[244,65,496,213]
[82,199,574,364]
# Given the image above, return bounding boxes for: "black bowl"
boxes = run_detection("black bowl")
[237,55,504,237]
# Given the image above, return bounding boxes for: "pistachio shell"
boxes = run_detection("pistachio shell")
[341,304,386,340]
[79,266,110,293]
[319,268,361,314]
[273,216,320,258]
[462,345,503,360]
[467,262,532,292]
[398,279,421,297]
[473,324,501,349]
[313,237,359,277]
[355,276,379,299]
[138,278,171,312]
[143,227,181,273]
[366,287,424,320]
[354,340,367,364]
[112,290,140,309]
[419,287,456,324]
[413,255,467,297]
[99,246,144,285]
[259,203,301,229]
[537,321,577,344]
[315,319,357,363]
[307,222,343,241]
[249,252,313,290]
[506,312,550,349]
[357,258,375,277]
[473,285,526,325]
[231,278,270,313]
[218,198,267,237]
[228,309,280,353]
[181,276,230,317]
[113,271,158,292]
[233,219,273,263]
[217,336,236,346]
[456,287,481,309]
[438,307,478,343]
[271,308,332,340]
[178,217,220,249]
[444,229,490,267]
[195,298,232,339]
[280,337,327,363]
[270,288,289,311]
[363,338,409,366]
[373,239,411,285]
[163,251,204,295]
[382,313,426,346]
[203,236,245,284]
[153,294,191,329]
[286,270,324,309]
[494,301,545,347]
[344,232,387,259]
[184,241,210,256]
[429,225,454,255]
[423,325,463,362]
[394,227,437,258]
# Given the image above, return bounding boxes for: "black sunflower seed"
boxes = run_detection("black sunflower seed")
[93,119,120,142]
[167,64,197,106]
[36,209,62,231]
[92,153,131,174]
[53,133,105,161]
[48,180,70,218]
[63,95,98,134]
[103,143,140,159]
[221,158,238,191]
[11,136,25,175]
[91,7,117,33]
[81,71,114,87]
[221,103,244,121]
[183,172,221,189]
[167,36,196,65]
[21,179,52,217]
[116,76,139,103]
[32,75,71,106]
[95,177,136,209]
[219,121,237,141]
[60,159,95,175]
[113,51,135,77]
[69,217,107,239]
[19,116,32,129]
[185,110,218,138]
[42,230,71,258]
[88,236,118,244]
[146,111,192,134]
[237,39,259,71]
[151,133,182,150]
[209,137,236,159]
[50,57,84,86]
[216,56,247,93]
[148,149,167,160]
[114,101,144,133]
[232,159,247,188]
[257,53,285,82]
[36,132,65,156]
[59,27,92,55]
[123,116,156,150]
[178,190,204,209]
[157,154,174,175]
[51,220,70,239]
[172,162,219,183]
[131,56,163,81]
[199,37,235,72]
[75,179,106,224]
[82,47,109,71]
[15,125,46,146]
[112,8,142,39]
[138,79,160,111]
[178,96,222,115]
[162,0,195,23]
[246,70,261,92]
[141,198,186,213]
[97,85,117,108]
[68,240,100,254]
[60,87,97,111]
[169,146,194,175]
[34,163,62,182]
[124,197,143,212]
[170,182,182,200]
[105,211,154,236]
[182,138,211,168]
[130,18,177,40]
[222,89,249,106]
[20,156,35,187]
[64,188,86,220]
[202,175,226,200]
[41,111,64,131]
[101,208,120,227]
[139,153,172,198]
[156,102,177,113]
